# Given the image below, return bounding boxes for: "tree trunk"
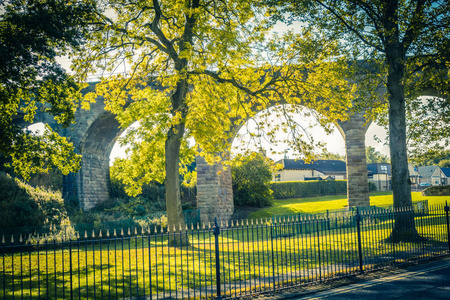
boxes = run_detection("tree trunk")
[384,13,420,241]
[165,79,189,246]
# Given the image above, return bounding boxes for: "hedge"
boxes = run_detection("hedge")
[421,185,450,196]
[271,180,377,199]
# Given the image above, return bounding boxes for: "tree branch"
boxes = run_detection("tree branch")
[316,0,385,52]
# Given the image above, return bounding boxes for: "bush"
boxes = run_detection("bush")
[0,172,67,229]
[421,185,450,196]
[109,178,196,217]
[271,180,378,199]
[369,182,377,192]
[231,153,273,207]
[270,180,348,199]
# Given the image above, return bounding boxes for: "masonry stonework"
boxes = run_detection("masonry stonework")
[196,156,234,223]
[337,112,371,207]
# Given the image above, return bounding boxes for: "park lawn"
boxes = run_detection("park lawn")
[249,192,450,220]
[2,216,447,299]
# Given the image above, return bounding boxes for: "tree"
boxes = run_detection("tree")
[74,0,354,235]
[231,153,273,208]
[439,160,450,168]
[317,151,345,161]
[0,0,97,179]
[366,146,389,164]
[267,0,450,241]
[414,149,450,166]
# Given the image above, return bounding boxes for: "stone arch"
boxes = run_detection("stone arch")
[197,105,372,223]
[63,110,122,210]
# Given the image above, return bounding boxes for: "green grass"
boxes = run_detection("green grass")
[1,209,448,299]
[1,193,449,299]
[249,192,450,219]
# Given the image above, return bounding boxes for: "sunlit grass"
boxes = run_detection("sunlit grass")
[249,192,449,219]
[1,208,448,299]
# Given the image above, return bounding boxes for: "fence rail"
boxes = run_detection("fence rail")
[1,203,450,299]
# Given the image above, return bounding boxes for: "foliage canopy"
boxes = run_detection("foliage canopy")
[266,0,450,241]
[231,153,274,208]
[74,0,355,227]
[0,0,97,178]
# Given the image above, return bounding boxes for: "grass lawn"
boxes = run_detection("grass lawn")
[249,192,450,219]
[2,191,449,299]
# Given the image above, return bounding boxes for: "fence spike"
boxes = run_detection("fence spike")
[179,223,182,232]
[92,230,95,238]
[2,235,4,244]
[19,234,23,243]
[154,226,157,234]
[221,220,224,227]
[107,229,110,237]
[113,229,117,237]
[226,220,229,227]
[99,230,103,238]
[209,222,212,229]
[251,219,254,225]
[128,228,131,236]
[11,235,14,243]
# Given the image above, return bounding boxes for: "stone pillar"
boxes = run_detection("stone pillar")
[337,113,371,207]
[196,156,234,223]
[78,154,111,210]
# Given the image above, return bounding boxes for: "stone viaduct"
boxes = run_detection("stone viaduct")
[29,82,373,223]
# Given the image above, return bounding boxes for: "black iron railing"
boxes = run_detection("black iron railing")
[1,203,449,299]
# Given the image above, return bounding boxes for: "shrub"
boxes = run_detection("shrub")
[421,185,450,196]
[0,172,67,229]
[270,180,348,199]
[271,180,377,199]
[231,153,273,207]
[369,182,377,192]
[109,178,196,217]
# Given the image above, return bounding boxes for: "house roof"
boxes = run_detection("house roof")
[418,166,440,178]
[366,163,391,175]
[277,159,346,174]
[441,168,450,178]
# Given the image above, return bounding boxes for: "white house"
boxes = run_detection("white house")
[418,166,447,186]
[272,159,347,182]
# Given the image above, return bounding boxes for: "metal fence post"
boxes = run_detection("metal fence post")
[213,218,222,300]
[69,239,73,300]
[270,218,276,289]
[355,208,364,273]
[445,201,450,253]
